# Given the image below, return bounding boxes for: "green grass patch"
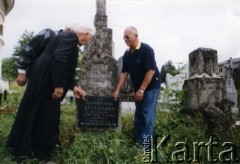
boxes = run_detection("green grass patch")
[0,83,240,163]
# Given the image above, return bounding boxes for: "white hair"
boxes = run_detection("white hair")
[125,26,138,36]
[64,23,77,31]
[73,25,96,37]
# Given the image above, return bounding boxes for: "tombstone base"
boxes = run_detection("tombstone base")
[183,78,226,110]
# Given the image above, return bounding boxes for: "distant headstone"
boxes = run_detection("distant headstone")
[224,57,238,113]
[78,0,120,130]
[166,73,185,91]
[77,96,119,129]
[117,56,134,95]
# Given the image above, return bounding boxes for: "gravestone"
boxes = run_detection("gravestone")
[166,73,186,91]
[79,0,119,130]
[224,57,238,113]
[182,48,237,136]
[183,48,226,110]
[81,0,117,96]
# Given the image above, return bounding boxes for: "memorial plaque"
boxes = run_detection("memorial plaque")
[77,96,120,129]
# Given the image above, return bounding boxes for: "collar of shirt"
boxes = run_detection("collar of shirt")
[127,40,141,52]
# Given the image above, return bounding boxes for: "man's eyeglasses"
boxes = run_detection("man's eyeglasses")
[124,35,134,40]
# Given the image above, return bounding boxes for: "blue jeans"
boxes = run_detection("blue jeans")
[134,89,160,144]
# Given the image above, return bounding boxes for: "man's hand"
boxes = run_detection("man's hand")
[134,90,144,102]
[73,86,87,99]
[112,90,119,99]
[52,87,64,99]
[16,73,28,86]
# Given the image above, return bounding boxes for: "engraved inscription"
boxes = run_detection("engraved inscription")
[77,96,119,128]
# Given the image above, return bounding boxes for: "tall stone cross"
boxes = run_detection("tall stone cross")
[97,0,106,16]
[225,57,237,83]
[80,0,118,96]
[224,57,238,113]
[95,0,107,30]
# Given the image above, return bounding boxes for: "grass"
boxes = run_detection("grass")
[0,103,143,164]
[0,83,240,163]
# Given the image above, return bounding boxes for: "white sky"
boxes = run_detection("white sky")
[2,0,240,69]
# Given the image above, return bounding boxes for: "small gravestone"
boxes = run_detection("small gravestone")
[183,48,237,136]
[183,48,226,110]
[224,57,238,113]
[78,0,120,130]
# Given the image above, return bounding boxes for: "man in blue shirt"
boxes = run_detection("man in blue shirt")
[113,26,160,145]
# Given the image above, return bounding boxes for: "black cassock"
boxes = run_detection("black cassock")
[7,31,79,161]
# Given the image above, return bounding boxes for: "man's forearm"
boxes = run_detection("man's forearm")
[139,70,155,91]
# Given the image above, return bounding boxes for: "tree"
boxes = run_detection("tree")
[12,30,34,57]
[233,66,240,109]
[1,57,17,80]
[2,30,34,80]
[160,60,179,83]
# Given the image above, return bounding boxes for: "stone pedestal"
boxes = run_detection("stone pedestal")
[182,48,237,136]
[183,78,226,110]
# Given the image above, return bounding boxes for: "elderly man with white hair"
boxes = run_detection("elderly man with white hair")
[7,24,95,163]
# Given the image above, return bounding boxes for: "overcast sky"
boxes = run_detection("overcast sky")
[2,0,240,69]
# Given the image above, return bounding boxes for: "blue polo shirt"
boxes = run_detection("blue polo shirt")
[122,42,161,92]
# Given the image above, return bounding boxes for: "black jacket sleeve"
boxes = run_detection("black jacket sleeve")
[51,32,79,89]
[16,29,56,72]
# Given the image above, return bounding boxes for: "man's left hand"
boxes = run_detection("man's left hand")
[52,87,64,99]
[73,86,87,99]
[134,90,144,102]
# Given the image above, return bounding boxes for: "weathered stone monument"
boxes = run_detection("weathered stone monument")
[224,57,238,113]
[81,0,117,96]
[77,0,119,130]
[182,48,237,135]
[183,48,225,110]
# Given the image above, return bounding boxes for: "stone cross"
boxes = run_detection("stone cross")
[96,0,106,16]
[80,0,117,96]
[224,57,238,113]
[95,0,107,30]
[225,57,237,83]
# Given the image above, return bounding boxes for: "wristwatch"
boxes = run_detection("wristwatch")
[138,89,144,94]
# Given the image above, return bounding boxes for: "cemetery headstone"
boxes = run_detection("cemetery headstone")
[182,48,237,136]
[78,0,120,130]
[183,48,226,110]
[224,57,238,113]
